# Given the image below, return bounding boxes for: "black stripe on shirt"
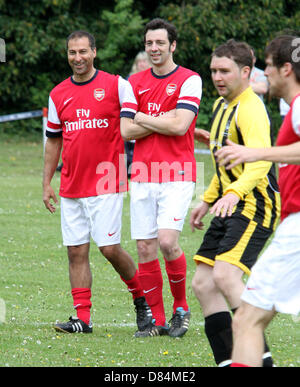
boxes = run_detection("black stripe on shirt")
[176,103,198,114]
[120,111,136,119]
[46,130,62,138]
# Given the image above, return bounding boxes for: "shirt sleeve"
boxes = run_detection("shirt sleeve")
[176,75,202,114]
[292,96,300,137]
[46,95,63,138]
[119,76,138,119]
[203,173,221,203]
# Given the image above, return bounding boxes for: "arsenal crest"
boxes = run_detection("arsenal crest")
[94,88,105,101]
[166,83,177,96]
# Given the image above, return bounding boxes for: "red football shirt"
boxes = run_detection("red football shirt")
[276,94,300,220]
[124,66,202,183]
[47,70,136,198]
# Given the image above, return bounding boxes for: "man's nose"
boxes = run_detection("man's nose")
[151,42,159,51]
[214,71,223,81]
[74,52,82,62]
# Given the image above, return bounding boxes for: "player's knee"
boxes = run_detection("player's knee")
[192,267,213,299]
[213,265,237,297]
[233,303,274,337]
[232,303,262,335]
[137,240,157,261]
[158,237,179,258]
[191,272,201,298]
[232,304,263,342]
[67,244,89,264]
[99,244,120,260]
[158,239,173,256]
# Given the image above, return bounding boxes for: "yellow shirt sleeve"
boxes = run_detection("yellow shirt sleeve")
[203,173,220,203]
[223,98,272,199]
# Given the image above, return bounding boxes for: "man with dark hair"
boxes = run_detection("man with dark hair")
[66,30,96,50]
[265,34,300,82]
[143,18,177,46]
[215,34,300,367]
[212,39,253,69]
[121,18,204,337]
[190,39,280,366]
[43,30,152,334]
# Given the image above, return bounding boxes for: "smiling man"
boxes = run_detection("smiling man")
[43,31,152,335]
[190,39,280,367]
[121,18,204,338]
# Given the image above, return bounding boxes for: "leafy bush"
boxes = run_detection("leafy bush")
[0,0,298,135]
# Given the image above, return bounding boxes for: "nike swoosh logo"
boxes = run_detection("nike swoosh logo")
[108,232,116,237]
[64,97,73,105]
[173,218,182,222]
[74,304,82,309]
[138,88,151,95]
[143,286,157,294]
[170,278,185,284]
[246,287,257,291]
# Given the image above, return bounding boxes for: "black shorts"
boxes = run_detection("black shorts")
[193,213,273,275]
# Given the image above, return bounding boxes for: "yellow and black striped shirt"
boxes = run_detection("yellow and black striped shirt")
[204,87,281,230]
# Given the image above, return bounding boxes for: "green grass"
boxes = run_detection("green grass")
[0,135,299,368]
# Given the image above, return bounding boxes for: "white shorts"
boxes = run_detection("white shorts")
[60,194,124,247]
[241,212,300,316]
[130,181,195,240]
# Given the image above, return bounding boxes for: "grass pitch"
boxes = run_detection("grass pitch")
[0,134,299,368]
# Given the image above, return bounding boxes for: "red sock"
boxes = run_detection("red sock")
[71,288,92,325]
[138,259,165,326]
[165,253,189,313]
[230,363,251,367]
[121,270,144,300]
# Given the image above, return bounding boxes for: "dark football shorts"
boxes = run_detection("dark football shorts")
[193,212,273,275]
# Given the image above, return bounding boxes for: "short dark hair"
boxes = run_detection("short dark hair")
[66,30,96,50]
[265,34,300,83]
[212,39,253,70]
[144,18,177,45]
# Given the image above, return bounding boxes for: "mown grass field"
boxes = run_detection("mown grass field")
[0,134,299,368]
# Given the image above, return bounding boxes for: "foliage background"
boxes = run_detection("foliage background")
[0,0,300,133]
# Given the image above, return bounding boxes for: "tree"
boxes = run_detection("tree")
[0,0,299,134]
[0,0,132,113]
[156,0,300,129]
[97,0,147,76]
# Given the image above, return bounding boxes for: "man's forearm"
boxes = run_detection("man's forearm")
[135,113,190,136]
[216,140,300,169]
[120,117,153,141]
[255,142,300,164]
[43,137,62,186]
[134,111,191,136]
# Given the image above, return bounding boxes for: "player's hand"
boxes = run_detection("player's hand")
[194,128,210,147]
[210,192,240,218]
[43,184,58,213]
[215,140,258,169]
[190,201,209,232]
